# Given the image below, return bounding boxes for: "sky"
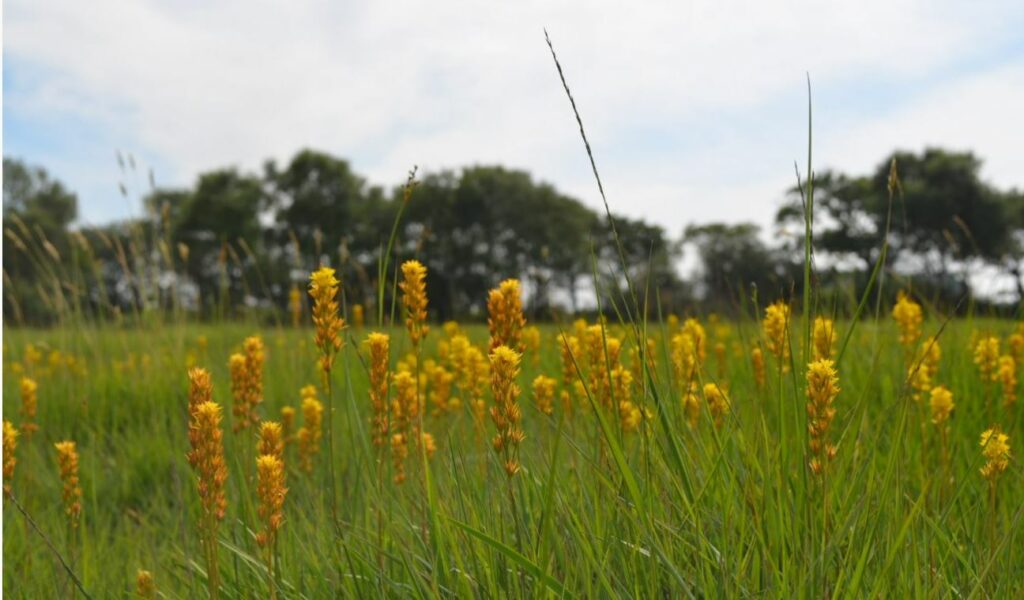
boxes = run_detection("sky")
[4,0,1024,240]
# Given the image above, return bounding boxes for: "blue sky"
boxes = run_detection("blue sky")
[4,0,1024,237]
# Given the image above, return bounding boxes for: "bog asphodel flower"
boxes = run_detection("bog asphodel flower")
[400,260,429,346]
[136,569,156,598]
[188,402,228,522]
[280,406,296,446]
[297,387,323,473]
[762,302,791,367]
[390,370,416,484]
[682,382,701,428]
[523,325,542,367]
[490,345,524,477]
[806,359,840,476]
[671,319,705,387]
[255,454,287,549]
[351,303,365,329]
[929,385,954,426]
[973,336,1000,382]
[229,337,265,432]
[703,382,729,429]
[366,332,390,448]
[892,291,922,349]
[996,355,1017,406]
[751,347,766,389]
[812,316,836,361]
[54,440,83,529]
[257,421,284,459]
[979,427,1010,482]
[309,266,345,374]
[487,279,526,352]
[19,377,38,438]
[532,375,556,416]
[3,420,17,497]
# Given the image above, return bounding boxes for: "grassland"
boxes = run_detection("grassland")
[2,310,1021,598]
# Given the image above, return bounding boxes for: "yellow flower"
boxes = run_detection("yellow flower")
[980,428,1011,482]
[229,337,265,432]
[892,291,923,348]
[703,383,730,429]
[54,440,83,529]
[997,355,1017,406]
[309,266,345,373]
[490,346,524,477]
[929,385,954,425]
[255,454,287,549]
[973,336,1000,382]
[187,367,213,420]
[19,377,38,438]
[751,347,766,389]
[671,319,705,386]
[351,303,365,329]
[762,302,791,367]
[681,383,701,428]
[280,406,296,445]
[532,375,556,416]
[188,403,228,522]
[806,359,840,476]
[812,316,836,361]
[522,325,542,367]
[400,260,429,346]
[487,279,526,352]
[257,421,284,459]
[366,333,391,447]
[390,371,417,484]
[136,569,156,599]
[297,391,323,474]
[3,421,18,497]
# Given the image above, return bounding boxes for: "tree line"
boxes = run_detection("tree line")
[3,147,1022,325]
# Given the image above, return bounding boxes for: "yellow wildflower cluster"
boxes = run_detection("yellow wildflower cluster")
[762,302,791,367]
[19,377,38,438]
[54,440,83,529]
[892,291,923,349]
[366,333,391,448]
[973,336,1000,382]
[929,385,954,426]
[296,386,323,473]
[488,279,526,352]
[806,359,840,476]
[229,336,265,432]
[703,382,729,430]
[309,267,345,373]
[3,421,17,497]
[812,316,836,361]
[400,260,429,346]
[979,428,1011,482]
[490,346,525,477]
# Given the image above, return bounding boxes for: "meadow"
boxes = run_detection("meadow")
[2,283,1022,597]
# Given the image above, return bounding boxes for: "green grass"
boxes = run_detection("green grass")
[2,315,1021,598]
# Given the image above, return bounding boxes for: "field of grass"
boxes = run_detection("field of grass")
[2,304,1021,597]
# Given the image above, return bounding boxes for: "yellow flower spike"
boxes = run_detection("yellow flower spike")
[812,316,836,361]
[973,336,1000,382]
[135,569,156,599]
[762,302,791,368]
[996,355,1017,407]
[487,279,526,352]
[490,345,524,478]
[296,391,323,474]
[751,347,766,389]
[3,421,18,497]
[399,260,429,346]
[806,359,840,477]
[288,283,302,328]
[257,422,284,459]
[19,377,38,438]
[532,374,556,416]
[892,291,923,349]
[929,385,954,426]
[366,333,391,448]
[309,266,345,374]
[979,428,1011,482]
[280,406,296,445]
[54,440,83,529]
[703,382,730,430]
[351,303,365,329]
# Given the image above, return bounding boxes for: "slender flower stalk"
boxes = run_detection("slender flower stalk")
[487,279,526,352]
[3,421,18,497]
[187,402,228,599]
[255,454,287,599]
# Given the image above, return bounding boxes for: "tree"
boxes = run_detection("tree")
[684,222,790,309]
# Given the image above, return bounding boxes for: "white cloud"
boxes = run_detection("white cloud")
[4,0,1023,233]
